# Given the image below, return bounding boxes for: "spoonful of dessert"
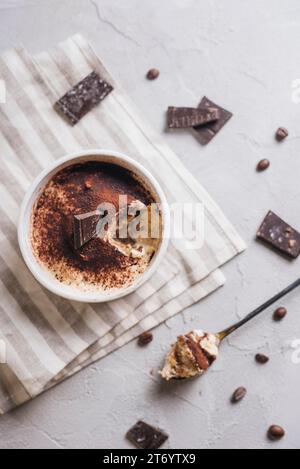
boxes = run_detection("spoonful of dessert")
[160,278,300,381]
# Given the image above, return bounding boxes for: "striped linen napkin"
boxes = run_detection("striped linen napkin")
[0,34,246,413]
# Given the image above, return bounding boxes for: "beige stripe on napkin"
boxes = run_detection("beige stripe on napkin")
[0,35,245,413]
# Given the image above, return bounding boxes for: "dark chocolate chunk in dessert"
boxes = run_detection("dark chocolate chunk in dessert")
[54,71,113,125]
[32,162,156,290]
[193,97,233,145]
[73,210,100,250]
[257,211,300,259]
[167,106,220,129]
[126,421,168,449]
[185,336,210,370]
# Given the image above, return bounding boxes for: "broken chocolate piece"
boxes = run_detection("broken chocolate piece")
[257,211,300,259]
[167,106,220,129]
[73,210,100,250]
[193,97,233,145]
[126,421,168,449]
[54,71,113,125]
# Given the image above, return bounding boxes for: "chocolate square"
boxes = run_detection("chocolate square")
[167,106,219,129]
[126,421,168,449]
[193,96,233,145]
[54,71,113,125]
[73,211,100,250]
[257,211,300,259]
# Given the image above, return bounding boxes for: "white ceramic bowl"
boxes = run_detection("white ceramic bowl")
[18,149,170,303]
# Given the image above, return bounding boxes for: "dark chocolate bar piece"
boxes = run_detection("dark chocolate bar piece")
[73,211,100,250]
[193,97,233,145]
[257,211,300,259]
[126,421,168,449]
[167,106,219,129]
[54,71,113,125]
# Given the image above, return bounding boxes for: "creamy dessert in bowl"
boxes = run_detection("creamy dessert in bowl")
[18,150,170,303]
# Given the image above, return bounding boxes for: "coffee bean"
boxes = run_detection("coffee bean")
[255,353,269,364]
[231,387,247,403]
[273,307,287,321]
[268,425,285,441]
[257,159,270,172]
[138,331,153,346]
[146,68,160,80]
[275,127,289,142]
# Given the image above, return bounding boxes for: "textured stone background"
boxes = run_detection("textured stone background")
[0,0,300,449]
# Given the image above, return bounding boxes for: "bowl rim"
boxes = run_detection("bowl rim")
[18,149,170,303]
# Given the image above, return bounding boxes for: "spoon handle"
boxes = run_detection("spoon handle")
[218,278,300,341]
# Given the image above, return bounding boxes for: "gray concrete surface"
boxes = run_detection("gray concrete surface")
[0,0,300,449]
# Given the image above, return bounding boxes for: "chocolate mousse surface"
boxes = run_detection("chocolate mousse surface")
[31,161,159,292]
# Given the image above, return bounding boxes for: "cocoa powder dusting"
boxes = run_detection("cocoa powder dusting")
[31,161,155,291]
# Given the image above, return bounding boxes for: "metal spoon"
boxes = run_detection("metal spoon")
[217,277,300,341]
[161,278,300,381]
